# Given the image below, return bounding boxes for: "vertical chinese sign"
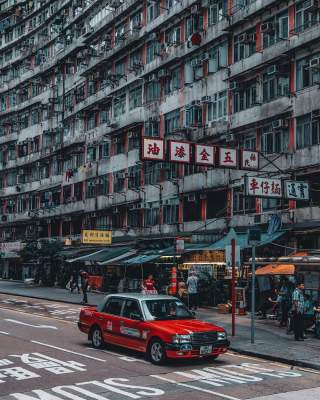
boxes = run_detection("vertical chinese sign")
[195,144,215,166]
[141,138,165,161]
[241,150,259,170]
[246,177,282,198]
[219,147,238,168]
[169,140,191,163]
[284,181,309,201]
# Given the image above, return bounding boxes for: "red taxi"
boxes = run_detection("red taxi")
[78,294,229,364]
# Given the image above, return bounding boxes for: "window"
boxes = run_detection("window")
[146,41,160,64]
[115,59,125,76]
[144,162,161,185]
[130,11,142,31]
[129,49,142,69]
[115,23,126,45]
[164,67,180,95]
[207,91,227,121]
[185,14,203,37]
[296,114,320,149]
[128,132,140,151]
[128,165,141,188]
[262,11,288,49]
[208,0,227,26]
[185,104,202,127]
[144,203,160,226]
[296,54,320,90]
[113,135,125,155]
[129,86,142,110]
[104,298,124,315]
[86,179,96,198]
[295,1,320,34]
[163,199,179,224]
[234,30,256,62]
[147,1,160,23]
[164,109,180,135]
[144,120,160,137]
[113,170,126,192]
[145,81,160,103]
[208,43,228,73]
[233,81,257,112]
[239,134,256,150]
[123,300,142,319]
[262,66,289,102]
[261,124,289,154]
[233,189,256,214]
[98,175,109,195]
[114,93,126,118]
[165,26,180,45]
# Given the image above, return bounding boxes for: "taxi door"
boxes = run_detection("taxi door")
[118,299,147,351]
[99,297,124,346]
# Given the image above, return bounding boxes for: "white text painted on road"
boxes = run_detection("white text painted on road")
[10,377,165,400]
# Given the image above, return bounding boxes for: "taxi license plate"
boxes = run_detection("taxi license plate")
[200,345,212,355]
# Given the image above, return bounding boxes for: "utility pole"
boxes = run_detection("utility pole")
[231,238,236,336]
[248,228,260,344]
[251,244,256,344]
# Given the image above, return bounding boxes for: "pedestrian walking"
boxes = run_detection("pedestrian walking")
[278,278,291,327]
[70,270,80,293]
[187,270,199,310]
[80,271,89,304]
[292,282,305,341]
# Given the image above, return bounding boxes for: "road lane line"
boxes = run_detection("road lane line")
[4,318,58,330]
[0,331,9,335]
[89,348,149,364]
[151,374,241,400]
[0,305,75,324]
[31,340,107,362]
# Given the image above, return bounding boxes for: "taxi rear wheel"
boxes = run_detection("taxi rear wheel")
[148,338,166,365]
[91,326,104,349]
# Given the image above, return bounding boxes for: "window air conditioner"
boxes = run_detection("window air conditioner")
[272,119,288,129]
[261,22,275,34]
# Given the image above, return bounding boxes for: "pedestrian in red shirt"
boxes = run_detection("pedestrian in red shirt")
[142,274,157,294]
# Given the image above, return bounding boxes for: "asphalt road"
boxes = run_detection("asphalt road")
[0,294,320,400]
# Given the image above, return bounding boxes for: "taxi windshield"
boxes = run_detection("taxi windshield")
[144,299,193,320]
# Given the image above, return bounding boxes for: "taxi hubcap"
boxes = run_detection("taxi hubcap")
[93,329,101,347]
[151,342,162,362]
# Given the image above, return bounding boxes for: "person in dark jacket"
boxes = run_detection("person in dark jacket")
[80,271,89,304]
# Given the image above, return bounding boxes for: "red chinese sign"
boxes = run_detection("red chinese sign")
[241,150,259,170]
[142,138,165,161]
[246,177,282,198]
[195,144,215,166]
[219,147,238,168]
[169,140,191,163]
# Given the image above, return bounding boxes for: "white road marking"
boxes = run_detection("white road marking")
[31,340,107,362]
[89,348,149,364]
[4,318,58,330]
[151,374,241,400]
[0,331,9,335]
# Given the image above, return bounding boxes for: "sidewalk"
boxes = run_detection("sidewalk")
[1,279,320,370]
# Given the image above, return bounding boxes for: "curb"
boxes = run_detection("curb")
[230,346,320,371]
[0,290,97,307]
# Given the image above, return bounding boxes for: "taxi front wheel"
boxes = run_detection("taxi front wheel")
[148,338,167,365]
[91,326,104,349]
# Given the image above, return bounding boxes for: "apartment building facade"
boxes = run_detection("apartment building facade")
[0,0,319,254]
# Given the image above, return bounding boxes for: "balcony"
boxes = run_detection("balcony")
[229,96,292,131]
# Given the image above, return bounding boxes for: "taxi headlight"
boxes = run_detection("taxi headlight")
[217,331,227,340]
[172,334,192,344]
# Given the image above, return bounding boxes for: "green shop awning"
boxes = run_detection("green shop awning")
[206,229,286,251]
[98,247,136,266]
[66,247,134,264]
[123,253,160,265]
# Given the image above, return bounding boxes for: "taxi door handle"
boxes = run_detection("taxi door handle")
[120,321,124,326]
[97,317,103,321]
